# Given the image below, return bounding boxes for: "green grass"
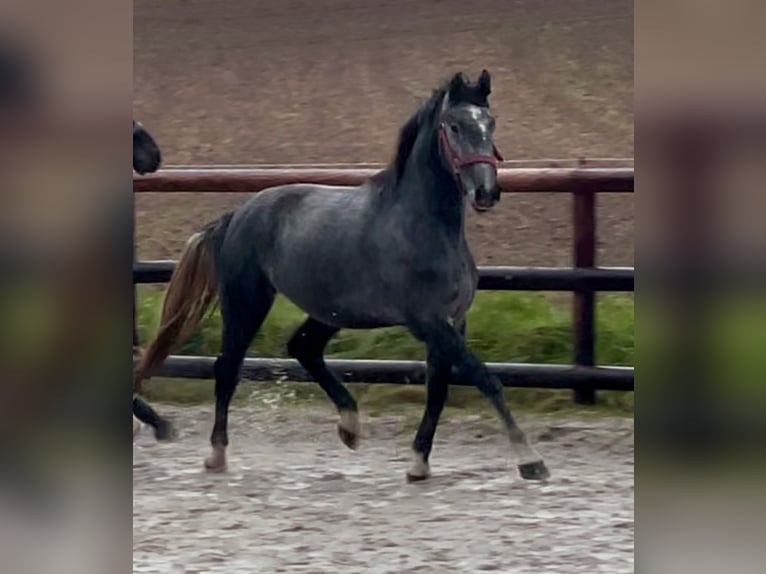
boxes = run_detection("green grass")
[137,287,634,415]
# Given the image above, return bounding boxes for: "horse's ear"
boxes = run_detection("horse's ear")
[448,72,467,95]
[477,69,491,96]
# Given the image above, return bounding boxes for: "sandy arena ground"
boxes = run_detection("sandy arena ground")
[134,405,633,573]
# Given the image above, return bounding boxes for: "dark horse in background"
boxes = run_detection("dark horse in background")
[133,119,162,175]
[132,119,173,440]
[134,71,549,481]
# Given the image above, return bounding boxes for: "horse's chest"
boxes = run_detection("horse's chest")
[447,257,477,319]
[413,244,476,319]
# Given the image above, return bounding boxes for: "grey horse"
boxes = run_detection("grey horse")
[134,70,549,482]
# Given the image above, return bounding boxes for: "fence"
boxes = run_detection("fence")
[133,166,634,404]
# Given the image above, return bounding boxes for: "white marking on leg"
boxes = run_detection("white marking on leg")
[407,451,431,480]
[508,427,543,465]
[516,440,543,466]
[338,410,359,435]
[204,444,227,472]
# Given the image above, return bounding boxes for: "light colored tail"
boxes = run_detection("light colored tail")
[133,214,231,392]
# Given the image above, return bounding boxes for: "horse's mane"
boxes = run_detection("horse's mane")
[370,73,490,190]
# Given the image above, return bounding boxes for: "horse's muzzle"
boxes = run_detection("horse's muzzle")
[470,184,501,212]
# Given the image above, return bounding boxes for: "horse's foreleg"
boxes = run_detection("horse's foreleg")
[406,347,451,481]
[410,319,549,481]
[287,317,359,449]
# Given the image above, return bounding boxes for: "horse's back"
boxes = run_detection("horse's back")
[229,183,374,250]
[218,183,393,323]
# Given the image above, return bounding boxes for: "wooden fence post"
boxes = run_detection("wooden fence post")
[572,181,597,404]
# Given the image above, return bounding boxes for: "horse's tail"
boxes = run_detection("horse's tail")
[134,212,233,392]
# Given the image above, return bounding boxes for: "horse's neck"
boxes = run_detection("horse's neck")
[400,129,466,240]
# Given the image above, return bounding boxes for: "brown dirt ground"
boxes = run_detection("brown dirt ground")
[134,0,633,266]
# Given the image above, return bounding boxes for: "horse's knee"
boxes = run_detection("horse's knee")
[453,353,499,394]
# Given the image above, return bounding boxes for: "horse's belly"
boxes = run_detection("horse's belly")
[270,271,403,330]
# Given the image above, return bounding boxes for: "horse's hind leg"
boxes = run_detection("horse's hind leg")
[132,345,174,441]
[287,317,359,449]
[133,395,174,441]
[205,279,275,472]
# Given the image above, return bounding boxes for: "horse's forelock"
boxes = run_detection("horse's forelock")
[448,83,489,108]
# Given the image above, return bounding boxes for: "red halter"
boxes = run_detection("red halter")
[437,123,504,177]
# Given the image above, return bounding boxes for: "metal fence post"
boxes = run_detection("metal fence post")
[572,181,597,404]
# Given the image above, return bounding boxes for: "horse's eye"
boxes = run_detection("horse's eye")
[450,124,460,134]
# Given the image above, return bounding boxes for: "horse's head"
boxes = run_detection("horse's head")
[133,120,162,175]
[437,70,503,212]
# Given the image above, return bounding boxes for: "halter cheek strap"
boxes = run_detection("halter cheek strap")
[437,123,504,178]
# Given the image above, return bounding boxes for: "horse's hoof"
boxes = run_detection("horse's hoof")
[203,458,227,473]
[154,419,175,442]
[337,425,359,450]
[406,452,431,482]
[337,410,360,450]
[204,445,227,473]
[405,470,431,483]
[518,460,550,481]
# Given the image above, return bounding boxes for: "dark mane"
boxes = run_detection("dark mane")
[370,73,490,190]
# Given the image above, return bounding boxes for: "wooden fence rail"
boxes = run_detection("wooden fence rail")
[134,166,634,403]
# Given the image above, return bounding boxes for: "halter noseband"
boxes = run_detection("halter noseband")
[437,121,504,178]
